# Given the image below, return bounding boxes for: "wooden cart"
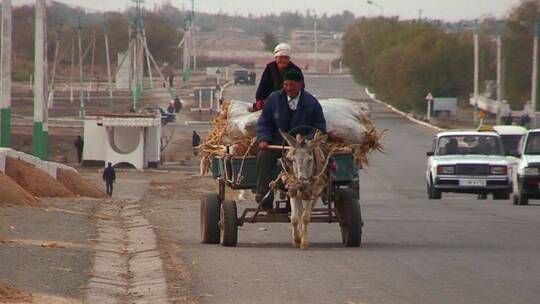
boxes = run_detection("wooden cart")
[200,152,363,247]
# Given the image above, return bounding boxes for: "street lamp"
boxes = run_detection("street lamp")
[367,0,384,16]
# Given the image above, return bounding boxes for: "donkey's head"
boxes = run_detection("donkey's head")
[279,130,328,191]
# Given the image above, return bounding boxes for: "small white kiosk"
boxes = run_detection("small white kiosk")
[83,113,161,169]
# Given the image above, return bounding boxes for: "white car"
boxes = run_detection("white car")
[514,129,540,205]
[426,130,511,200]
[492,125,527,193]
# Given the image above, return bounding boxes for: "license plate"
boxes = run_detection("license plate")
[459,179,486,187]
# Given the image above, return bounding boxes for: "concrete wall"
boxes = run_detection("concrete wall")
[106,128,145,169]
[0,147,77,179]
[145,125,160,163]
[83,117,161,169]
[83,118,107,162]
[112,126,140,154]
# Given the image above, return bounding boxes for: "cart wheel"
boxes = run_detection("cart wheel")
[220,200,238,247]
[337,189,363,247]
[200,193,221,244]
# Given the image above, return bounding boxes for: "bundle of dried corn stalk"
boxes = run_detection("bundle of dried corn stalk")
[199,100,386,175]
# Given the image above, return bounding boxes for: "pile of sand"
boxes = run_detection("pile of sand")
[57,169,107,198]
[5,157,74,198]
[0,173,43,207]
[0,281,32,302]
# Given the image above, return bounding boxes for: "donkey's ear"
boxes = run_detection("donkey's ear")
[279,129,297,148]
[310,133,328,146]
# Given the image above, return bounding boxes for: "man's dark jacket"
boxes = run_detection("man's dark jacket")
[256,89,326,145]
[255,61,304,101]
[103,166,116,182]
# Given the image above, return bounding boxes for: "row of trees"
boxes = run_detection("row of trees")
[343,18,475,112]
[342,0,540,113]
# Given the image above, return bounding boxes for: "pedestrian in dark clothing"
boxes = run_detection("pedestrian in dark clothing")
[74,135,84,164]
[519,115,531,128]
[102,162,116,197]
[255,69,326,210]
[252,43,304,112]
[192,131,201,147]
[174,96,182,113]
[192,131,201,156]
[169,73,175,87]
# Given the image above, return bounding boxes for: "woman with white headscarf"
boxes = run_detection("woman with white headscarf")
[251,43,304,112]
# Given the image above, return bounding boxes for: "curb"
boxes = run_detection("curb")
[365,88,444,132]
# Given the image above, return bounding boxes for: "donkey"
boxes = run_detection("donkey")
[279,130,328,250]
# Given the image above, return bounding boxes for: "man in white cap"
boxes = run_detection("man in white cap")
[251,43,304,112]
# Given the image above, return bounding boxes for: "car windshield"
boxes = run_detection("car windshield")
[500,134,523,156]
[524,132,540,154]
[437,135,503,156]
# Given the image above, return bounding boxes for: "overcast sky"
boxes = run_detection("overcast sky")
[16,0,523,21]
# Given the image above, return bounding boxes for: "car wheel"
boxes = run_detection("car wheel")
[518,192,529,205]
[427,181,441,200]
[493,190,510,200]
[477,193,488,200]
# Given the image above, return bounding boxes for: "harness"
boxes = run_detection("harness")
[270,141,334,201]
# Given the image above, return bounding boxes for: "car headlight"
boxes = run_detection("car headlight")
[524,167,540,176]
[490,166,507,175]
[437,165,455,174]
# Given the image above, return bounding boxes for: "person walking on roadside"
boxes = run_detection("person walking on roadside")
[192,131,201,156]
[74,135,84,164]
[174,96,182,112]
[102,162,116,197]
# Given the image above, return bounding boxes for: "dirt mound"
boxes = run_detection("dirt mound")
[0,281,32,302]
[5,157,74,198]
[57,169,107,198]
[0,173,43,207]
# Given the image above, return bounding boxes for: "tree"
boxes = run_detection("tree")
[262,32,279,53]
[502,0,540,109]
[343,18,475,112]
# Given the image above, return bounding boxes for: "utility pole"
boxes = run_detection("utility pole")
[90,30,96,82]
[143,28,154,89]
[131,0,145,108]
[191,0,196,71]
[496,23,503,125]
[33,0,48,160]
[1,0,12,147]
[183,16,191,82]
[531,21,539,128]
[314,14,318,73]
[103,20,114,111]
[48,23,62,110]
[473,22,479,125]
[70,34,74,103]
[77,18,85,119]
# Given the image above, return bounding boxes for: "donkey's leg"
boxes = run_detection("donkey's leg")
[290,195,302,247]
[300,198,319,250]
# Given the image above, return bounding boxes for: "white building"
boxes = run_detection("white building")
[83,113,161,169]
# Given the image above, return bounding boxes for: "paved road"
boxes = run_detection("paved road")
[163,75,540,303]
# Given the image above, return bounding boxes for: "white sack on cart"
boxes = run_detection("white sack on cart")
[223,99,371,144]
